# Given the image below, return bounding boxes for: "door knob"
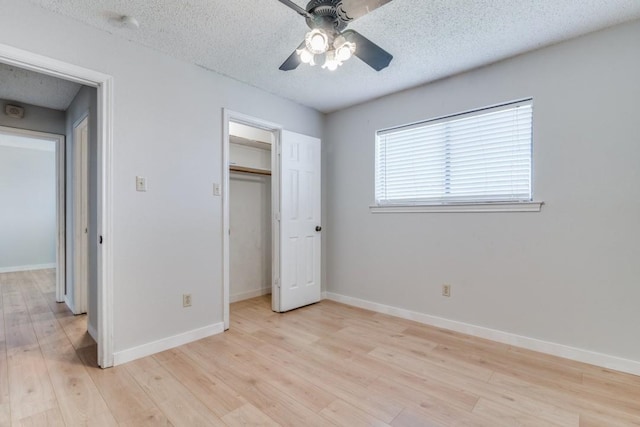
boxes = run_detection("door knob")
[315,226,322,232]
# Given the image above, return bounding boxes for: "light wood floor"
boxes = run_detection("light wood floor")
[2,270,639,426]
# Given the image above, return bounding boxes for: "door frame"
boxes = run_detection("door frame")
[222,109,281,329]
[0,43,115,367]
[69,114,89,315]
[0,126,65,301]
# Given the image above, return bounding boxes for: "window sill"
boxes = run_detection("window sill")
[370,201,543,213]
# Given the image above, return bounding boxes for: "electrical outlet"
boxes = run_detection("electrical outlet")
[442,284,451,297]
[135,176,147,192]
[183,294,192,307]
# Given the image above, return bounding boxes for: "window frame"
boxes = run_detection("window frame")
[372,99,542,213]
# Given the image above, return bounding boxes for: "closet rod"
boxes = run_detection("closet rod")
[229,165,272,176]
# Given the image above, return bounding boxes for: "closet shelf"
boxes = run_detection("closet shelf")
[230,135,271,150]
[230,165,272,176]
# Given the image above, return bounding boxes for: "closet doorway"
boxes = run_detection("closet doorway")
[228,122,274,305]
[222,110,322,329]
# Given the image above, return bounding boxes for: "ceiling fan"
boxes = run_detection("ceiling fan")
[277,0,394,72]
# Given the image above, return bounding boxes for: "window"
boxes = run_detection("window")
[374,99,539,212]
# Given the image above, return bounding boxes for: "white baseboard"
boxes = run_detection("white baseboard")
[87,322,98,342]
[230,287,271,303]
[113,322,224,366]
[324,292,640,377]
[0,263,56,273]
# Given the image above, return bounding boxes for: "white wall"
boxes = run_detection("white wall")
[324,20,640,363]
[0,98,66,134]
[230,173,272,302]
[0,140,56,271]
[0,0,323,356]
[229,141,272,171]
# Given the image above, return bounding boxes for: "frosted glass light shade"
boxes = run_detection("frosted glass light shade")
[305,29,329,54]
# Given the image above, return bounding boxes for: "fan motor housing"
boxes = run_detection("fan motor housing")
[305,0,348,32]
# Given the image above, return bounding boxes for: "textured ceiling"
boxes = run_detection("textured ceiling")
[0,62,82,111]
[23,0,640,113]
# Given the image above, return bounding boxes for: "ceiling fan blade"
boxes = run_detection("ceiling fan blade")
[343,30,392,71]
[276,0,311,18]
[338,0,393,22]
[279,42,305,71]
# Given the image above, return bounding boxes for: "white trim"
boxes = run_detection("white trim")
[324,292,640,377]
[370,201,543,213]
[0,263,56,273]
[0,44,104,86]
[55,134,66,303]
[113,322,224,366]
[222,112,230,330]
[230,287,272,303]
[87,322,98,343]
[97,75,115,368]
[0,43,115,368]
[270,129,281,313]
[72,116,89,315]
[222,109,282,330]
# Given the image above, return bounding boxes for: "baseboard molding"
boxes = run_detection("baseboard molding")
[87,322,98,342]
[0,263,56,273]
[230,287,271,303]
[324,292,640,377]
[113,322,224,366]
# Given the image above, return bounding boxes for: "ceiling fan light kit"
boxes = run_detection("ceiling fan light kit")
[334,35,356,61]
[277,0,393,72]
[296,28,355,69]
[305,28,329,54]
[321,49,341,70]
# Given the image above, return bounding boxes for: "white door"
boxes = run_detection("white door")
[71,116,89,314]
[277,130,321,312]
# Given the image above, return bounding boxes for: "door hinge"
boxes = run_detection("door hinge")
[99,235,103,244]
[275,212,281,221]
[275,278,281,289]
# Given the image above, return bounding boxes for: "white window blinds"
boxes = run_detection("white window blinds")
[375,100,533,205]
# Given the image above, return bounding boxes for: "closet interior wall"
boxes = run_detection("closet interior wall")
[229,124,273,303]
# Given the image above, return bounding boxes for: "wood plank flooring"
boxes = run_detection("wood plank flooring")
[2,270,640,426]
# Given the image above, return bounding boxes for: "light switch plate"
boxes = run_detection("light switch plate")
[213,183,222,196]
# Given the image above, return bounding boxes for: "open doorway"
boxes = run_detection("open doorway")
[0,63,95,346]
[222,110,323,329]
[223,113,280,328]
[0,127,64,287]
[0,43,114,367]
[229,122,275,306]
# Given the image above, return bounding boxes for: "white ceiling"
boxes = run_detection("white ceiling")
[23,0,640,113]
[0,62,82,111]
